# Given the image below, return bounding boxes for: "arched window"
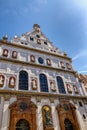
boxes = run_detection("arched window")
[19,70,28,90]
[39,74,48,92]
[56,76,66,94]
[64,119,74,130]
[16,119,30,130]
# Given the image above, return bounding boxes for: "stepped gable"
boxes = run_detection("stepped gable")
[11,24,63,55]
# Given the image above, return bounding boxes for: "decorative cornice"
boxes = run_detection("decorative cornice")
[0,90,87,100]
[0,57,76,74]
[0,40,72,61]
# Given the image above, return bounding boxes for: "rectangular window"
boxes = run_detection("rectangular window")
[30,37,34,41]
[79,101,83,107]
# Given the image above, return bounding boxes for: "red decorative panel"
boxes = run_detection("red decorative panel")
[12,51,17,58]
[9,76,16,88]
[30,55,35,62]
[46,58,51,66]
[0,75,5,87]
[3,49,8,57]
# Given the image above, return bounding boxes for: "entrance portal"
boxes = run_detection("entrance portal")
[56,100,80,130]
[16,119,30,130]
[9,96,37,130]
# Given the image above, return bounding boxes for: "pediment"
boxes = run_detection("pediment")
[11,24,62,54]
[9,96,37,112]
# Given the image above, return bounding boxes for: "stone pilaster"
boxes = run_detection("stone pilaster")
[1,98,10,130]
[36,102,43,130]
[75,105,85,130]
[51,103,60,130]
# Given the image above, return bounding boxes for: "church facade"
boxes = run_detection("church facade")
[0,24,87,130]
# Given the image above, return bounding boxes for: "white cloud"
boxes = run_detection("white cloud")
[73,0,87,11]
[78,70,87,73]
[72,49,87,60]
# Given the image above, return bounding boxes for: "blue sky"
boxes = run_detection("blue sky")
[0,0,87,74]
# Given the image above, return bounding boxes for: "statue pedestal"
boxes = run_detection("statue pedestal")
[44,125,54,130]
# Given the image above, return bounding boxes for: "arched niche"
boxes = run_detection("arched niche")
[42,105,54,130]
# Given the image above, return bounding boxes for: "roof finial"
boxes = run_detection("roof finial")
[3,34,8,41]
[33,24,40,33]
[33,24,40,28]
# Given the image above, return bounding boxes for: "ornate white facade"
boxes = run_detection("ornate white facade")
[0,24,87,130]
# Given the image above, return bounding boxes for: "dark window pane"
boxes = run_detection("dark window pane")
[56,76,66,94]
[36,35,40,38]
[38,57,44,64]
[16,119,30,130]
[30,37,34,41]
[83,114,86,119]
[19,71,28,90]
[39,74,48,92]
[44,41,47,45]
[79,102,83,107]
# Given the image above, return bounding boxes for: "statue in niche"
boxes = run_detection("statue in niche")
[50,81,56,91]
[73,85,78,93]
[31,55,35,62]
[47,59,51,65]
[43,106,53,126]
[12,51,17,58]
[3,49,8,56]
[60,61,65,68]
[66,84,72,93]
[31,78,37,89]
[9,77,15,87]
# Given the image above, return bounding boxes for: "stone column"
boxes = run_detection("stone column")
[0,97,4,130]
[1,96,10,130]
[75,105,85,130]
[36,102,43,130]
[51,103,60,130]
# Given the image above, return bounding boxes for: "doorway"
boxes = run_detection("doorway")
[16,119,30,130]
[64,119,74,130]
